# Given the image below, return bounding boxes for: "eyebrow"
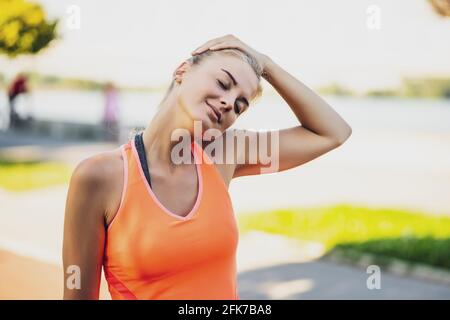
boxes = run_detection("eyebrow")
[221,68,237,86]
[220,68,250,107]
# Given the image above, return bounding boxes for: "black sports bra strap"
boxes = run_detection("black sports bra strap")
[135,132,152,188]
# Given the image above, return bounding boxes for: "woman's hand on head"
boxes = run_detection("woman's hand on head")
[191,34,269,74]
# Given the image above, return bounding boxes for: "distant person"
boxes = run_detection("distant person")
[8,73,29,129]
[102,82,120,142]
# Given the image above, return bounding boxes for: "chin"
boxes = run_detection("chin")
[181,111,208,134]
[182,101,221,132]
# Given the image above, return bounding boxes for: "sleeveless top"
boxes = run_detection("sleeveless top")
[102,134,240,300]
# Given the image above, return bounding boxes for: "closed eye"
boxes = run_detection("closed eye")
[217,80,228,90]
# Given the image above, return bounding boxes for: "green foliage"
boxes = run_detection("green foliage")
[317,83,353,96]
[26,72,106,90]
[0,0,58,57]
[428,0,450,17]
[336,236,450,269]
[0,160,72,191]
[401,77,450,99]
[365,89,397,97]
[237,204,450,268]
[318,77,450,99]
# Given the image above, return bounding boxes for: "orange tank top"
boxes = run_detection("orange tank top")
[102,137,240,300]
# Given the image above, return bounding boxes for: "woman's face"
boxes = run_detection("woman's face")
[175,54,259,133]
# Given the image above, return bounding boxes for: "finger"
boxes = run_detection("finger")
[210,43,245,55]
[191,35,230,55]
[191,47,208,55]
[196,40,239,54]
[209,43,236,51]
[191,39,220,55]
[191,46,209,55]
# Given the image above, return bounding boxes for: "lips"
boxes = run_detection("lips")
[205,101,221,123]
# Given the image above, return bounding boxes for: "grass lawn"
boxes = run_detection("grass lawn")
[0,160,72,191]
[237,205,450,269]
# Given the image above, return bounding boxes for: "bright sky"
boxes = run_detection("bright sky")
[1,0,449,92]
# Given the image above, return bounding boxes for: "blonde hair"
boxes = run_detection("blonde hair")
[163,48,264,102]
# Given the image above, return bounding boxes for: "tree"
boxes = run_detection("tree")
[0,0,58,57]
[428,0,450,17]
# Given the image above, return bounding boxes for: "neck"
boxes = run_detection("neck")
[142,93,195,172]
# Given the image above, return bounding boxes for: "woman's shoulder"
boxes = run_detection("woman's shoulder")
[72,147,124,185]
[70,146,125,221]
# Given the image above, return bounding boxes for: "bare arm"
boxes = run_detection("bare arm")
[62,158,109,299]
[234,56,352,177]
[263,57,352,142]
[191,35,352,178]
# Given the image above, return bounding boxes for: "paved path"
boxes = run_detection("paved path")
[236,232,450,300]
[1,183,449,300]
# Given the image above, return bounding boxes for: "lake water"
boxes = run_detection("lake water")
[1,89,450,133]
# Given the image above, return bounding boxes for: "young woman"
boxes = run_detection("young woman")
[62,35,352,300]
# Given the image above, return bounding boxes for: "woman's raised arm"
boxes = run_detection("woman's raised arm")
[193,35,352,177]
[235,55,352,177]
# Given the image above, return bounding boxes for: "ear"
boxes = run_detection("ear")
[173,60,191,83]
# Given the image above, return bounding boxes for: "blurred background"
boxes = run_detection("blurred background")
[0,0,449,299]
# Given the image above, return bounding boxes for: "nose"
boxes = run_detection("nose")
[219,97,233,112]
